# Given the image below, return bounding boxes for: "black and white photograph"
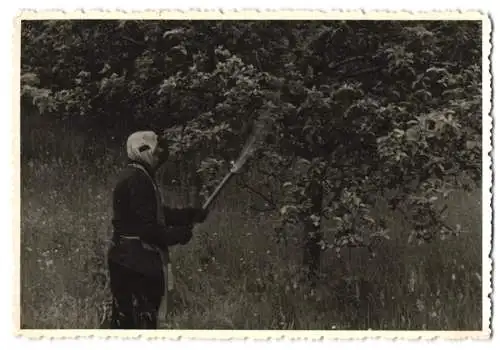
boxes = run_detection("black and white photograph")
[15,10,492,337]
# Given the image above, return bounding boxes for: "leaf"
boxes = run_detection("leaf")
[98,63,111,74]
[21,72,40,86]
[405,126,421,142]
[393,128,405,137]
[466,140,480,150]
[363,215,376,224]
[310,214,321,227]
[171,45,187,55]
[163,28,186,38]
[280,205,297,216]
[425,67,448,75]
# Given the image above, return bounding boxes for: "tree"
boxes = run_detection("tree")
[21,20,482,284]
[158,21,481,284]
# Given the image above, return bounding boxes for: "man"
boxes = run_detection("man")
[107,130,208,329]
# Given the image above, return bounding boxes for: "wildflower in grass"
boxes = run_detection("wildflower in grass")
[409,269,416,293]
[474,272,481,283]
[435,298,442,308]
[416,298,425,312]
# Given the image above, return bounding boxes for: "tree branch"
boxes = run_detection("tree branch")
[256,166,285,184]
[394,204,455,234]
[255,50,264,71]
[328,55,366,72]
[249,204,276,212]
[122,35,147,47]
[338,65,385,80]
[236,177,278,210]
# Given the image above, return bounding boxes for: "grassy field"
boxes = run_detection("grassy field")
[20,154,483,330]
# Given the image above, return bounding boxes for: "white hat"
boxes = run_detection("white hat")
[126,131,159,167]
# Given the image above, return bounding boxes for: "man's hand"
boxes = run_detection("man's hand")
[192,208,209,223]
[177,225,193,245]
[163,206,209,226]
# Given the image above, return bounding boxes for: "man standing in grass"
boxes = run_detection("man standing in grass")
[107,130,208,329]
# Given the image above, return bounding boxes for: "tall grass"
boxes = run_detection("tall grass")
[20,152,483,330]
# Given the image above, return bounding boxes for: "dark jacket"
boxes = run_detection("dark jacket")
[107,160,203,277]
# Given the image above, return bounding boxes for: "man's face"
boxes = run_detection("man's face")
[153,144,169,167]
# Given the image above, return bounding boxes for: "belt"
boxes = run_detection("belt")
[116,235,159,252]
[120,235,140,240]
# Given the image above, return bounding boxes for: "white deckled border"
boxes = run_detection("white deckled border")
[14,9,489,20]
[10,8,493,341]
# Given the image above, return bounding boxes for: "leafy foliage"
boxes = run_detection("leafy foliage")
[21,20,482,279]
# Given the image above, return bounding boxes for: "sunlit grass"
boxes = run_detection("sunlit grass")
[20,156,482,330]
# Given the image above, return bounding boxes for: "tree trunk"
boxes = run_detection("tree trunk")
[302,177,324,286]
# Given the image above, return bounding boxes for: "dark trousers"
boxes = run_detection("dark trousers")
[108,259,165,329]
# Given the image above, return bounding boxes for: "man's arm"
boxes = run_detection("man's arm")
[128,173,193,248]
[163,206,208,226]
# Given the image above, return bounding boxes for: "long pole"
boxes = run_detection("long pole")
[202,171,235,211]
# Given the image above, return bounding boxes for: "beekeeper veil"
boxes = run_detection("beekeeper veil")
[126,131,161,168]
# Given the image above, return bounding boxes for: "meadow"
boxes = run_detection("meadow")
[20,136,483,330]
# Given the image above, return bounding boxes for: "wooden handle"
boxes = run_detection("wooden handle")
[202,171,235,211]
